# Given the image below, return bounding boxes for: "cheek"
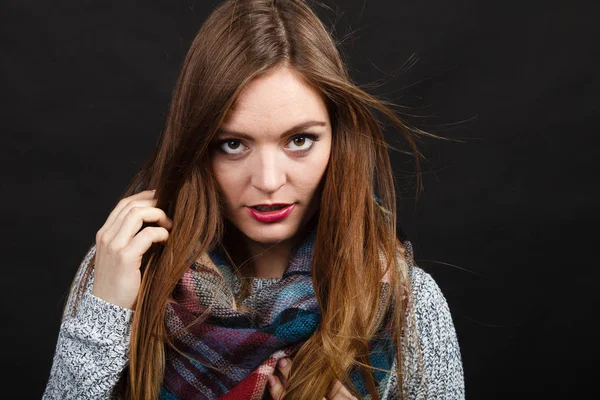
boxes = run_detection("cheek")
[212,162,241,206]
[296,154,330,194]
[312,141,331,179]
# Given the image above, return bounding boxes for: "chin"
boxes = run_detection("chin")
[225,205,318,245]
[241,222,299,245]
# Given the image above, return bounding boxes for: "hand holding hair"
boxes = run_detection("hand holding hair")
[92,189,173,309]
[267,357,358,400]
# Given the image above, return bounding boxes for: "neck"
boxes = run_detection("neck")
[243,238,295,279]
[223,213,317,280]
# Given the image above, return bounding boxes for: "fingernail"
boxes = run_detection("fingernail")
[268,375,276,387]
[278,358,288,368]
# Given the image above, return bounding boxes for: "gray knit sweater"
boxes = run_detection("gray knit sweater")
[42,244,464,399]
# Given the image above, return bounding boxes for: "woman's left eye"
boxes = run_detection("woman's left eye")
[286,134,319,152]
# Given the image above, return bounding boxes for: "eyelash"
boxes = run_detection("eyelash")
[216,134,320,156]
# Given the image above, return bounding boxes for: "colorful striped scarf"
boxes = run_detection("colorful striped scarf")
[160,228,397,399]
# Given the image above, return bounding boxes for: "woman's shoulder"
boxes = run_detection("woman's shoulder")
[398,240,456,331]
[399,240,447,308]
[407,263,442,299]
[403,251,450,318]
[407,264,450,318]
[399,242,465,397]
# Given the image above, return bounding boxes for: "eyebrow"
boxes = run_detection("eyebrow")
[216,120,327,140]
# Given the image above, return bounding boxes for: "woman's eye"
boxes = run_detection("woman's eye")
[218,139,246,155]
[287,134,318,152]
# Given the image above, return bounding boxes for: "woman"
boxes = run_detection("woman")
[43,0,464,399]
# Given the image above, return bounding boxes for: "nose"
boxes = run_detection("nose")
[250,147,286,194]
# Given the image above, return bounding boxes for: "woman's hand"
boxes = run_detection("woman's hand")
[267,357,358,400]
[92,189,173,309]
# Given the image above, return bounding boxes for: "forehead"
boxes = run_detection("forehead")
[222,67,329,132]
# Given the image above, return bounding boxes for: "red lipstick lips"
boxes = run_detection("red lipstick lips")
[247,203,295,223]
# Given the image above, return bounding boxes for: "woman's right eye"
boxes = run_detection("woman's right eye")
[218,139,246,155]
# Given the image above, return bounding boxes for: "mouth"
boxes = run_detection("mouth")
[247,203,296,223]
[250,203,292,212]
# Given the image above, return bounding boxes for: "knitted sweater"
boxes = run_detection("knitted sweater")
[42,244,465,399]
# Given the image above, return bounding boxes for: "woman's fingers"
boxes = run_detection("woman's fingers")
[103,198,161,243]
[267,374,285,400]
[276,357,292,382]
[268,357,357,399]
[329,380,358,399]
[110,204,173,249]
[92,189,174,309]
[268,358,329,400]
[268,358,292,400]
[97,190,156,240]
[124,226,171,258]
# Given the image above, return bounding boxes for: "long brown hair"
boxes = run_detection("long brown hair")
[71,0,444,398]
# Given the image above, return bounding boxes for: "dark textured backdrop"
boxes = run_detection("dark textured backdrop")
[2,0,597,398]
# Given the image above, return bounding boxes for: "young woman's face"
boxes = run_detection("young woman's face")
[212,66,332,245]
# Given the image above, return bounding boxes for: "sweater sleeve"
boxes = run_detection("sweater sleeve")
[42,244,133,400]
[401,266,466,399]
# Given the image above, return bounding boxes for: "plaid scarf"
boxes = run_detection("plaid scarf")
[159,228,397,400]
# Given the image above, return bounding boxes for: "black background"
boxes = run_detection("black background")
[2,0,598,398]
